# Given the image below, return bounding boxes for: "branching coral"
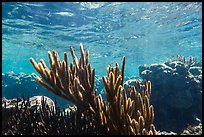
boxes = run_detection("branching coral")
[167,54,202,69]
[101,59,156,135]
[30,44,97,114]
[29,43,157,135]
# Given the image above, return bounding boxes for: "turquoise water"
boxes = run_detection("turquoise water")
[2,2,202,77]
[2,2,202,133]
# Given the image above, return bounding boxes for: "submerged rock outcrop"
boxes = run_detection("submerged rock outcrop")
[2,96,55,112]
[136,55,202,133]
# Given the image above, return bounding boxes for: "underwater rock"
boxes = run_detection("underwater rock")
[166,90,193,109]
[149,64,164,73]
[164,60,177,68]
[138,59,202,109]
[189,67,202,76]
[140,70,151,79]
[171,72,187,90]
[2,72,45,98]
[136,56,202,133]
[138,64,149,74]
[123,78,143,90]
[174,62,188,75]
[2,97,22,109]
[2,96,55,112]
[29,96,55,111]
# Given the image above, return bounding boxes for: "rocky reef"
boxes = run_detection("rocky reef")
[136,55,202,133]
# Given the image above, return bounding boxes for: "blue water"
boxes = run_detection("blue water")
[2,2,202,100]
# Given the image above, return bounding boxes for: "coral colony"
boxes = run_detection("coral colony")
[2,44,156,135]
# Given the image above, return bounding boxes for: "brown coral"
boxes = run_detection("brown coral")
[30,44,97,114]
[101,59,156,135]
[29,43,157,135]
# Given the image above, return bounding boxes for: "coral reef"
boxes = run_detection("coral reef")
[137,55,202,133]
[2,49,201,135]
[26,43,157,135]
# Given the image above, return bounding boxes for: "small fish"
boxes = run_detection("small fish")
[193,115,201,123]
